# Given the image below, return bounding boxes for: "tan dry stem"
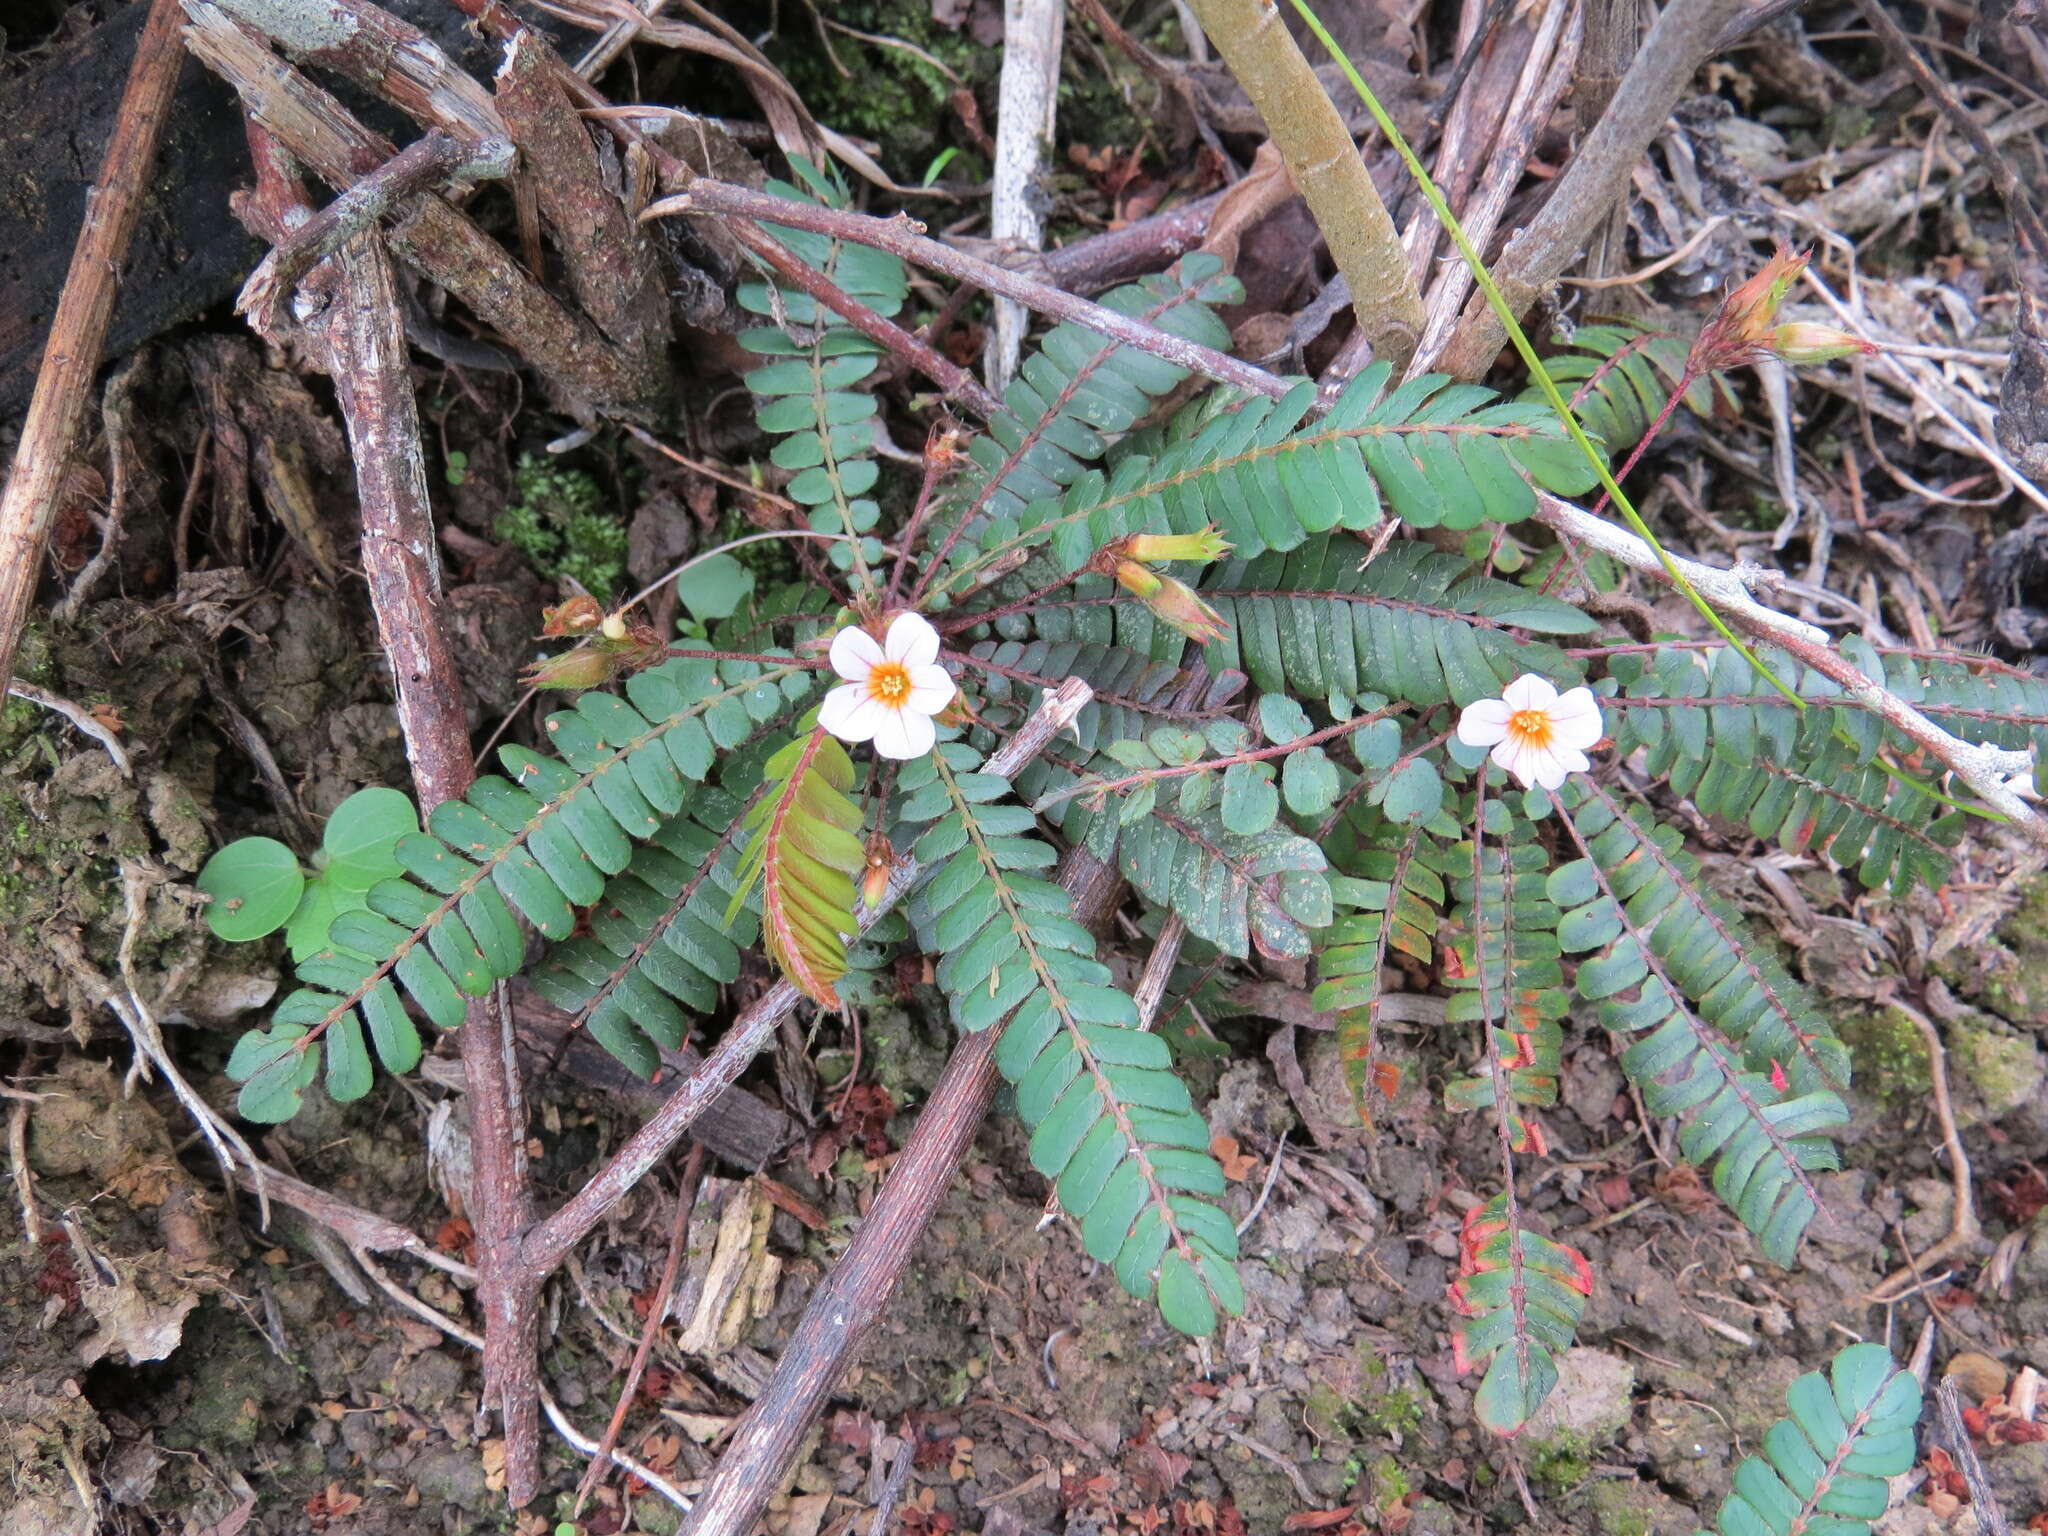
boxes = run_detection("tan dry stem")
[1183,0,1423,370]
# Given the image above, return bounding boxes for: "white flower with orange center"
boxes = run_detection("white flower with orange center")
[817,612,957,761]
[1455,673,1604,791]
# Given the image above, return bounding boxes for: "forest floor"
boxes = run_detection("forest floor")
[3,0,2047,1534]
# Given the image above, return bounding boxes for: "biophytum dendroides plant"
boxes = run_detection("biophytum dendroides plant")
[199,168,1988,1472]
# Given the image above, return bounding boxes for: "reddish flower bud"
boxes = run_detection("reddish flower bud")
[1112,559,1228,645]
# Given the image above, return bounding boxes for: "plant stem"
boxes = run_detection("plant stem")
[572,1143,707,1512]
[1032,706,1397,811]
[1180,0,1424,369]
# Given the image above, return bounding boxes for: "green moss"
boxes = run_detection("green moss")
[1528,1434,1593,1496]
[493,453,627,597]
[1949,1014,2045,1119]
[766,2,992,183]
[1837,1004,1932,1100]
[1587,1481,1655,1536]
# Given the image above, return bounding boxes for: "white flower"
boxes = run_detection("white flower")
[1456,673,1604,791]
[817,612,956,761]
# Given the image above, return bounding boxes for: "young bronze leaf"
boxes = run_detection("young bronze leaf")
[731,728,866,1007]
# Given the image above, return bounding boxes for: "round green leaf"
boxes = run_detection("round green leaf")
[322,787,419,890]
[1219,762,1278,835]
[1378,757,1443,826]
[198,838,306,941]
[1256,694,1312,745]
[676,552,754,622]
[285,877,371,962]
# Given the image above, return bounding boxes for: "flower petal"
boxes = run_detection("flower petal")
[1551,746,1591,781]
[1490,735,1538,788]
[1546,687,1605,749]
[883,611,941,670]
[1526,745,1576,791]
[906,663,955,715]
[1456,698,1513,747]
[829,625,883,683]
[872,705,936,760]
[1500,673,1559,714]
[818,683,887,742]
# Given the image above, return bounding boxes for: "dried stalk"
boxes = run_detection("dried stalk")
[201,0,505,143]
[724,217,999,419]
[1180,0,1422,369]
[572,1143,708,1511]
[1848,0,2048,263]
[303,230,545,1500]
[640,181,1285,400]
[182,2,658,415]
[238,131,515,335]
[493,29,670,384]
[1408,0,1581,374]
[1534,491,2046,836]
[0,0,186,690]
[1436,0,1747,377]
[986,0,1065,389]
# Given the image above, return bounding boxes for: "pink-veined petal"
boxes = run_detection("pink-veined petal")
[883,611,941,670]
[1456,697,1513,747]
[819,683,887,742]
[905,663,955,715]
[829,625,884,682]
[1500,673,1559,714]
[1551,746,1592,781]
[1521,742,1574,791]
[872,705,936,760]
[1546,686,1605,749]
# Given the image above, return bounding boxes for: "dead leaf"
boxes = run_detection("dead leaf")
[1201,140,1295,270]
[1209,1134,1258,1183]
[78,1253,202,1366]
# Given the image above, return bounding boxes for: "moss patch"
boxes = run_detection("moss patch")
[1837,1004,1933,1101]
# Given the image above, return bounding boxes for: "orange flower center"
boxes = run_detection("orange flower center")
[1507,707,1554,749]
[866,661,912,706]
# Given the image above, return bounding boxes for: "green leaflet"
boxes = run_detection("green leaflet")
[738,162,907,579]
[1698,1343,1921,1536]
[223,648,817,1119]
[1440,818,1565,1144]
[893,744,1241,1336]
[918,256,1243,599]
[1606,642,1999,893]
[1448,1193,1593,1436]
[1550,787,1847,1266]
[1524,319,1733,454]
[1316,820,1447,1121]
[932,363,1596,606]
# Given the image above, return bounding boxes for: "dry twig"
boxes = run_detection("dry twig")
[0,0,186,690]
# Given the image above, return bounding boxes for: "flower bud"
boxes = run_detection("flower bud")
[522,613,664,691]
[861,834,896,910]
[1122,524,1233,565]
[1114,560,1228,645]
[521,644,623,692]
[1722,245,1808,346]
[1766,321,1879,365]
